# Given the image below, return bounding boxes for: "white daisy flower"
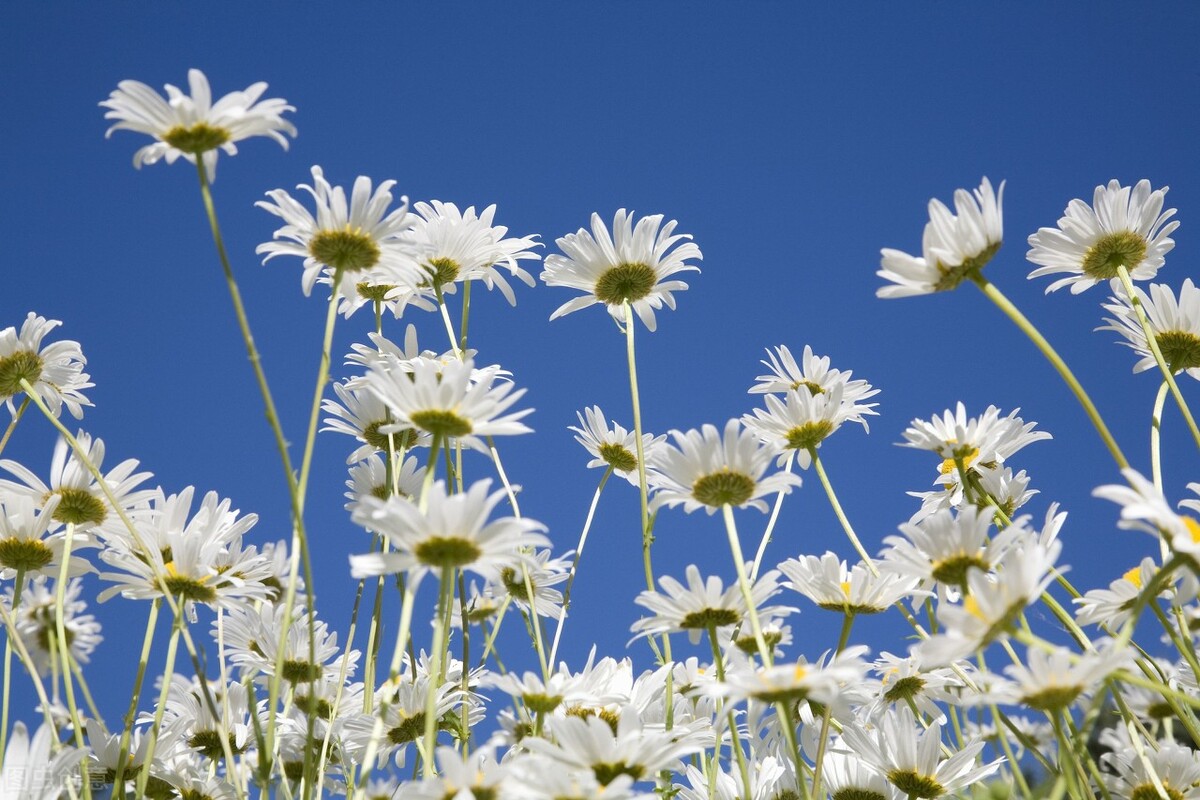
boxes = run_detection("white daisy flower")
[3,576,102,675]
[840,706,1000,800]
[708,645,872,713]
[900,402,1050,476]
[749,344,880,428]
[647,418,803,515]
[349,479,549,582]
[742,383,855,468]
[0,494,93,581]
[520,709,707,786]
[1028,179,1179,294]
[85,719,150,788]
[220,603,344,685]
[0,314,92,420]
[344,453,426,517]
[1100,278,1200,379]
[909,464,1037,523]
[916,533,1062,665]
[881,506,1000,593]
[0,433,154,539]
[994,640,1131,713]
[870,652,963,723]
[101,68,296,179]
[630,564,793,645]
[1074,557,1163,629]
[569,406,665,486]
[542,209,702,332]
[256,165,421,299]
[1095,468,1200,555]
[819,751,899,800]
[778,552,922,615]
[0,721,85,800]
[506,757,649,800]
[878,177,1004,298]
[322,380,426,464]
[488,548,571,621]
[361,357,532,450]
[1104,737,1200,800]
[396,743,511,800]
[408,200,541,305]
[676,757,788,800]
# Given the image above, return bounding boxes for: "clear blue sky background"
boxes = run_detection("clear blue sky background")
[4,3,1200,730]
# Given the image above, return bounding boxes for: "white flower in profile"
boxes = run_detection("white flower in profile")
[1099,278,1200,379]
[779,552,922,615]
[569,406,664,486]
[361,356,532,450]
[408,201,541,305]
[749,344,879,417]
[1103,735,1200,800]
[349,479,549,583]
[221,602,344,685]
[0,314,93,420]
[648,419,803,515]
[708,645,872,713]
[396,743,511,800]
[344,453,426,516]
[1073,557,1162,629]
[101,68,296,179]
[630,564,793,645]
[743,383,854,468]
[819,751,898,800]
[1096,468,1200,555]
[878,177,1004,298]
[1028,179,1179,294]
[880,506,1000,593]
[910,464,1036,523]
[257,165,421,300]
[0,494,92,580]
[840,706,1000,799]
[900,402,1050,480]
[488,548,571,621]
[322,380,426,464]
[994,640,1131,713]
[0,721,84,800]
[542,209,702,332]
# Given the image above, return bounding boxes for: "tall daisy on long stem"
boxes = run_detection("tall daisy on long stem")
[878,177,1129,469]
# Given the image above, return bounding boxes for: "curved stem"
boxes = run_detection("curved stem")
[751,452,794,581]
[1151,379,1170,494]
[1117,266,1200,453]
[112,600,160,789]
[434,286,463,360]
[53,526,89,800]
[971,275,1129,469]
[548,467,612,669]
[297,265,345,504]
[0,396,29,458]
[810,449,877,574]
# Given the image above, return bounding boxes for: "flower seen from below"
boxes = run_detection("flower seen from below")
[647,419,802,515]
[569,405,664,486]
[101,68,296,179]
[542,209,701,332]
[257,165,421,299]
[877,177,1004,298]
[1099,278,1200,379]
[1027,179,1179,293]
[0,313,92,420]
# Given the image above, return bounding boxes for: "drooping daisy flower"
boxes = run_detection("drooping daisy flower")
[349,479,549,583]
[360,356,532,450]
[257,166,421,299]
[569,406,665,486]
[408,201,541,305]
[0,314,93,420]
[647,419,803,515]
[101,68,296,179]
[1028,179,1179,294]
[1096,468,1200,555]
[877,178,1004,298]
[0,721,85,800]
[542,209,702,332]
[630,564,793,645]
[1099,278,1200,379]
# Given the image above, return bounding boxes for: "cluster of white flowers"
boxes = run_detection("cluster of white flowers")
[8,68,1200,800]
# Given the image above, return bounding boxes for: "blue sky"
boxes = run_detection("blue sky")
[4,3,1200,728]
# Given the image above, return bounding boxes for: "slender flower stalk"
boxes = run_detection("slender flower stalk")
[548,466,613,668]
[1151,379,1169,494]
[970,274,1129,469]
[0,566,25,765]
[135,616,182,800]
[52,523,90,800]
[0,397,28,459]
[751,452,794,581]
[421,570,454,777]
[111,599,159,790]
[809,449,877,574]
[1116,265,1200,452]
[721,505,771,663]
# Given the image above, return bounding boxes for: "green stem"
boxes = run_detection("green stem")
[810,449,877,574]
[722,505,771,664]
[547,467,612,669]
[971,275,1129,469]
[1117,266,1200,453]
[434,285,463,359]
[111,599,159,791]
[1151,379,1169,495]
[707,626,752,800]
[459,281,472,355]
[751,452,794,581]
[53,526,89,800]
[0,396,29,458]
[810,613,854,800]
[0,567,24,767]
[136,617,182,800]
[422,570,454,777]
